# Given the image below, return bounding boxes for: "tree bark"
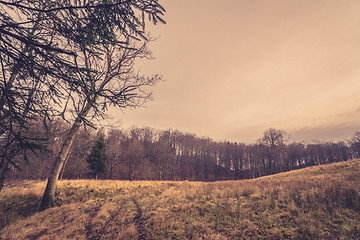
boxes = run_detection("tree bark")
[0,161,9,192]
[39,103,92,211]
[59,153,70,180]
[108,164,113,180]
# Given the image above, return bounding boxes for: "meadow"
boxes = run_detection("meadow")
[1,159,359,239]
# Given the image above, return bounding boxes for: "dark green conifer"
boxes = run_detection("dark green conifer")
[86,137,107,180]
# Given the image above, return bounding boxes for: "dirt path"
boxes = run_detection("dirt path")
[82,196,150,240]
[132,197,152,240]
[85,205,102,240]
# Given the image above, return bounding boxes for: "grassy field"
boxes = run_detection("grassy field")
[1,160,360,239]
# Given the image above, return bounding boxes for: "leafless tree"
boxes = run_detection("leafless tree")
[260,128,289,174]
[40,38,162,210]
[350,131,360,158]
[0,0,165,192]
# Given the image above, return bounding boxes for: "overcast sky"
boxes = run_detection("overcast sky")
[110,0,360,143]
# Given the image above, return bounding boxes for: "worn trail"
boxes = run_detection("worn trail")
[85,204,102,240]
[132,197,152,240]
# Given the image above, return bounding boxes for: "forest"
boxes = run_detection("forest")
[7,119,360,182]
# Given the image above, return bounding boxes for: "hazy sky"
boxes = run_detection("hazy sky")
[110,0,360,143]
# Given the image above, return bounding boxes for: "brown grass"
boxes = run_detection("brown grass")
[1,159,360,239]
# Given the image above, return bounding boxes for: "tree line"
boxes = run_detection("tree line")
[7,121,360,182]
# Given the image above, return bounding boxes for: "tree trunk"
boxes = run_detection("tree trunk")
[39,119,81,211]
[0,161,9,192]
[40,103,92,211]
[108,165,113,180]
[59,153,70,180]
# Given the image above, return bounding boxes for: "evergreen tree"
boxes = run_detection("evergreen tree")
[86,137,107,180]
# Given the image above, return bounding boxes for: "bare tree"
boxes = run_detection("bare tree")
[350,131,360,159]
[105,129,126,180]
[260,128,289,174]
[285,142,305,171]
[40,37,162,210]
[0,0,165,191]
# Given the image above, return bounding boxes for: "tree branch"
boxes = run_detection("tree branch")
[0,28,76,56]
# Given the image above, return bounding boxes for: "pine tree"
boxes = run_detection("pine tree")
[86,137,107,180]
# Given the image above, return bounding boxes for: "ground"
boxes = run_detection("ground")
[1,159,360,239]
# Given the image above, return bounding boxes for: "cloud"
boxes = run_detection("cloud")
[111,0,360,144]
[291,123,360,143]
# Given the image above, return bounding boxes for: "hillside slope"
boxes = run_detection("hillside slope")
[1,159,360,239]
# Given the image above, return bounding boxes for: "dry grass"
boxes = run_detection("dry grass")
[1,159,360,239]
